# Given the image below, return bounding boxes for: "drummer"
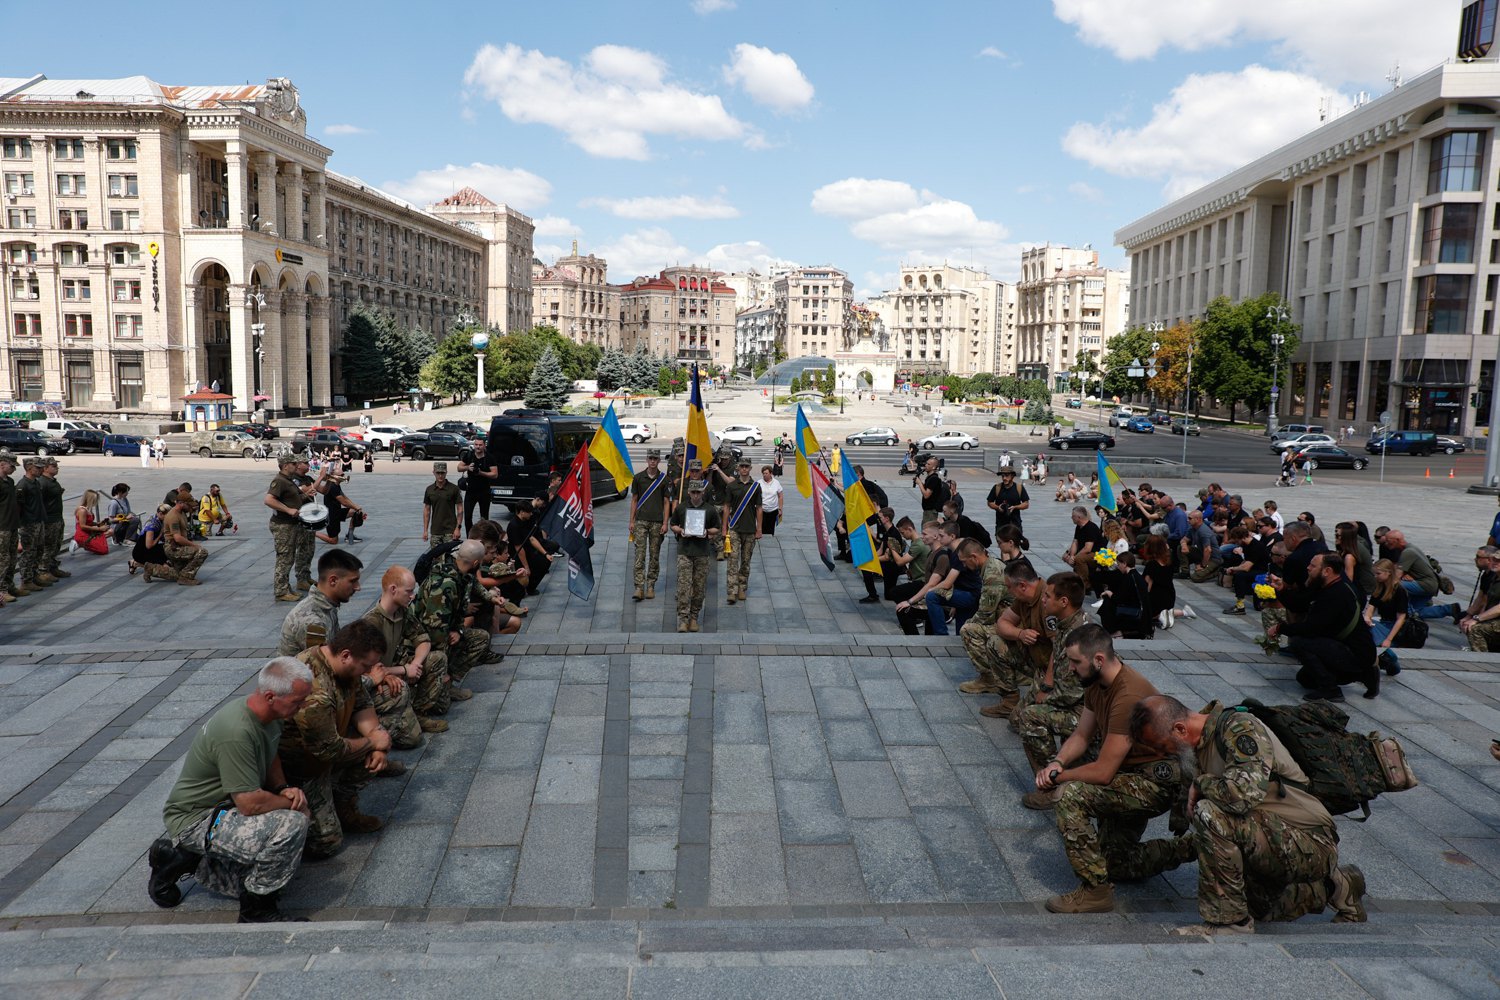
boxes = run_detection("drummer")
[264,456,305,602]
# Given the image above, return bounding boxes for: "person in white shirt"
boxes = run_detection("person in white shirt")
[152,436,167,469]
[1263,499,1285,532]
[759,465,785,535]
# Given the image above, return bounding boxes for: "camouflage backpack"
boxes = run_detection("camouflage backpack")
[1221,699,1417,819]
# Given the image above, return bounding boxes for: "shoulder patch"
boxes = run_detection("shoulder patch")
[1044,615,1060,634]
[1235,734,1259,757]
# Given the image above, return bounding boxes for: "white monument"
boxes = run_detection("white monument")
[835,333,897,394]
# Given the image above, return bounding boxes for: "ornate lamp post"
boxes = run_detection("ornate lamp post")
[1264,304,1289,435]
[460,308,486,400]
[245,286,267,417]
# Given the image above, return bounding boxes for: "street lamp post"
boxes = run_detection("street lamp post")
[1181,337,1195,465]
[245,287,267,417]
[770,371,776,412]
[459,309,486,400]
[1265,304,1289,435]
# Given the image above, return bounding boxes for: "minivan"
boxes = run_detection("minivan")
[487,414,623,508]
[1365,430,1437,456]
[29,418,93,439]
[1266,422,1325,438]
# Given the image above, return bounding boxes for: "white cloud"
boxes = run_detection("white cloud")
[701,240,795,273]
[1067,181,1105,203]
[381,162,553,211]
[1063,66,1350,196]
[464,43,747,159]
[1052,0,1451,84]
[978,46,1006,59]
[810,178,922,219]
[594,228,694,279]
[533,215,576,237]
[323,123,368,136]
[582,195,741,220]
[723,44,814,113]
[692,0,735,12]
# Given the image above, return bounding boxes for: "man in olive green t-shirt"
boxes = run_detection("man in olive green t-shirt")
[422,462,462,547]
[151,657,314,922]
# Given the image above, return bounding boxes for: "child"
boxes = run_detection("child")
[1097,551,1154,639]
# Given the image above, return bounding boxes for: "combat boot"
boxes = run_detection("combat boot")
[237,889,308,923]
[1022,743,1053,776]
[677,620,689,633]
[958,676,1001,695]
[1021,787,1061,810]
[146,837,202,908]
[50,568,71,578]
[7,585,29,598]
[633,587,644,601]
[1045,883,1114,913]
[1329,864,1368,923]
[419,717,449,734]
[687,618,700,632]
[31,573,56,587]
[979,692,1021,718]
[645,584,655,599]
[334,797,384,835]
[727,590,737,605]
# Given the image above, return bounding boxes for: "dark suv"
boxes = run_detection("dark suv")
[63,428,108,453]
[429,420,485,441]
[292,430,369,455]
[398,431,471,461]
[0,428,72,455]
[221,422,279,440]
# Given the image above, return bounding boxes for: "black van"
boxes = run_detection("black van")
[487,414,623,508]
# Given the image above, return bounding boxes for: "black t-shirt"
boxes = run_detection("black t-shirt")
[323,481,345,524]
[861,478,889,511]
[1225,508,1249,532]
[922,473,947,511]
[987,482,1028,525]
[461,447,496,491]
[1370,587,1409,623]
[507,514,539,555]
[1073,521,1105,552]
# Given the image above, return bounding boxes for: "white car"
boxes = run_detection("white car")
[363,424,415,451]
[617,421,654,443]
[918,430,979,450]
[1270,433,1336,454]
[717,424,763,446]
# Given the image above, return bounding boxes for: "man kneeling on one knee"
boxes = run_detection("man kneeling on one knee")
[1126,695,1368,934]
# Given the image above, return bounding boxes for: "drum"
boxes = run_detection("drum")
[297,502,329,530]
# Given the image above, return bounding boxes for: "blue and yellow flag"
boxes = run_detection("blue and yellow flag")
[685,365,713,473]
[1097,450,1123,515]
[588,402,634,492]
[794,403,820,498]
[840,461,881,573]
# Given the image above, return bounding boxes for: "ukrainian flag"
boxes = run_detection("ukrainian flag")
[1097,450,1123,515]
[588,402,634,492]
[794,403,820,498]
[685,364,713,472]
[841,461,881,572]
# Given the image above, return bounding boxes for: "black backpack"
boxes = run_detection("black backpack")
[414,539,461,583]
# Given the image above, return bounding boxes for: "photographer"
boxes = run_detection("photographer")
[986,467,1029,539]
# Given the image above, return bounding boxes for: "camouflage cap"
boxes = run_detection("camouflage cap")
[687,478,707,492]
[22,456,41,470]
[432,461,448,474]
[0,450,14,466]
[688,459,704,472]
[646,448,662,458]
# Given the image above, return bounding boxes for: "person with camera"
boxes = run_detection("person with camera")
[458,438,497,533]
[987,466,1030,540]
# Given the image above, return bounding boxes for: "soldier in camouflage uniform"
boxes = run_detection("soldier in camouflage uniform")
[0,452,19,601]
[1461,548,1500,651]
[629,449,671,601]
[957,547,1012,693]
[416,540,492,696]
[975,561,1053,719]
[149,657,313,922]
[291,459,321,591]
[263,456,305,601]
[1129,696,1367,933]
[1015,572,1094,785]
[16,457,51,590]
[1035,624,1183,914]
[706,445,735,561]
[39,457,68,579]
[669,472,721,632]
[279,621,393,859]
[363,565,452,724]
[718,460,762,603]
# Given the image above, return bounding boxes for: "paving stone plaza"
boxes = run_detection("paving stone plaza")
[1,450,1499,997]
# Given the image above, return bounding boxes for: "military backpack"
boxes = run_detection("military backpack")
[414,539,462,583]
[1221,699,1418,820]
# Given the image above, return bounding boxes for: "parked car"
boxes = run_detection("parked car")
[363,424,415,451]
[101,433,147,458]
[918,430,979,450]
[1169,419,1202,436]
[1294,445,1367,470]
[1064,398,1083,409]
[1265,422,1326,438]
[1049,430,1116,451]
[1270,433,1337,453]
[717,424,764,446]
[27,418,95,440]
[616,421,654,443]
[190,430,257,458]
[63,428,108,453]
[845,426,900,446]
[1125,416,1155,434]
[397,431,471,461]
[1365,430,1438,457]
[1148,410,1173,425]
[1436,436,1466,455]
[1107,408,1136,428]
[0,427,72,455]
[220,422,279,440]
[292,430,370,456]
[430,420,485,441]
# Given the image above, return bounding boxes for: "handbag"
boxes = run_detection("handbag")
[1392,617,1428,648]
[456,475,470,491]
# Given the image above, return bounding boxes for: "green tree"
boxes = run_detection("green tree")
[628,347,657,389]
[420,329,479,399]
[1194,294,1301,422]
[340,308,387,399]
[1100,326,1159,400]
[596,348,629,392]
[524,345,570,409]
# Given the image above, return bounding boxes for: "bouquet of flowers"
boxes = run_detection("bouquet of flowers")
[1253,583,1278,601]
[1093,549,1118,570]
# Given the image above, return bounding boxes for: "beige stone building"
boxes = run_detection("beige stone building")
[0,74,531,419]
[872,264,1015,376]
[618,266,735,369]
[734,302,776,368]
[1016,246,1128,388]
[531,243,620,349]
[772,265,855,360]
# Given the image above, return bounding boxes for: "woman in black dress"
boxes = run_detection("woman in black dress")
[1140,534,1190,629]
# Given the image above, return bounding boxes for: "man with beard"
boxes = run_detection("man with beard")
[1270,552,1379,701]
[986,466,1029,540]
[1126,694,1367,934]
[975,561,1052,719]
[1014,572,1093,800]
[1033,624,1183,913]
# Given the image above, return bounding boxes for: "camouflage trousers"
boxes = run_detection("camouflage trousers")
[42,520,63,573]
[143,561,181,583]
[633,521,664,589]
[1194,799,1337,925]
[726,531,756,595]
[370,678,422,750]
[17,523,44,583]
[1016,697,1084,769]
[399,648,451,717]
[446,627,491,685]
[163,539,207,580]
[1468,619,1500,653]
[294,526,315,588]
[269,523,299,597]
[963,627,1046,697]
[1189,559,1224,584]
[1055,765,1182,887]
[676,553,710,626]
[0,528,16,592]
[1259,606,1288,652]
[174,805,309,898]
[286,760,372,855]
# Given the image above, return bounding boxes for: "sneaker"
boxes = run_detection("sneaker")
[419,717,449,734]
[1158,610,1173,630]
[1091,599,1104,611]
[1222,604,1246,616]
[1302,689,1345,703]
[1044,883,1114,914]
[1173,918,1255,936]
[1022,787,1061,810]
[1329,863,1368,923]
[1180,604,1197,620]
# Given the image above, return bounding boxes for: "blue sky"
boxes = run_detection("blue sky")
[13,0,1456,294]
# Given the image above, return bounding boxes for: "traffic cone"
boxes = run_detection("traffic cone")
[1425,468,1431,478]
[1449,468,1455,478]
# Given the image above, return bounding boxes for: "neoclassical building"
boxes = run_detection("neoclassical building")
[531,244,621,350]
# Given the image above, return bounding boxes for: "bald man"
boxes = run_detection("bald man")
[415,539,493,704]
[361,565,451,728]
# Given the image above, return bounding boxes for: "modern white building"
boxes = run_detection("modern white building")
[1115,45,1500,435]
[1015,246,1128,389]
[871,264,1016,376]
[773,265,856,360]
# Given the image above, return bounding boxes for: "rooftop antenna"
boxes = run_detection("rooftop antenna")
[1318,96,1331,121]
[1386,63,1404,90]
[1354,90,1370,108]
